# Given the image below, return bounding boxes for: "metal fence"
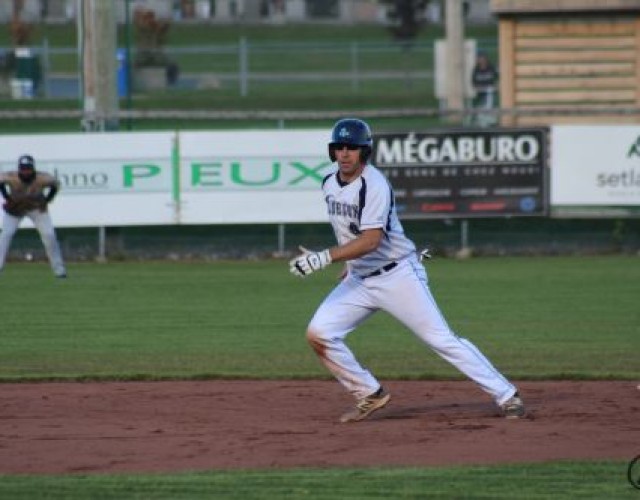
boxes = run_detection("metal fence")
[0,38,499,100]
[5,218,640,264]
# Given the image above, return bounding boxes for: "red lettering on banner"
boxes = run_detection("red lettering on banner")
[470,202,507,211]
[421,203,456,212]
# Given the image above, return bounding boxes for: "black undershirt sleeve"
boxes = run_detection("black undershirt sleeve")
[0,183,10,200]
[45,185,58,203]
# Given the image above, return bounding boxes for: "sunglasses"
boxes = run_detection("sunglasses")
[331,143,361,151]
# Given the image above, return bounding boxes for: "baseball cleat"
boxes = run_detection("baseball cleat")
[501,392,525,419]
[340,387,390,423]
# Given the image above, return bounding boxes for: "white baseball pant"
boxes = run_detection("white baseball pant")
[307,256,517,405]
[0,210,66,276]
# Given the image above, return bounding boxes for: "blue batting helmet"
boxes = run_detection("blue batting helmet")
[328,118,373,162]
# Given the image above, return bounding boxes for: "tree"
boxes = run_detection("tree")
[133,7,171,67]
[10,0,33,47]
[381,0,430,43]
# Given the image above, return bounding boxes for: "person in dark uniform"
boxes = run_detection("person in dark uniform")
[0,155,67,277]
[471,52,499,126]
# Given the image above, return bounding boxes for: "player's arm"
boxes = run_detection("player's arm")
[291,179,390,277]
[328,228,383,262]
[290,229,384,278]
[44,184,59,203]
[41,175,60,203]
[0,182,10,200]
[1,180,24,216]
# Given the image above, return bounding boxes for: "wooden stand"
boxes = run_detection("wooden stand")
[491,0,640,125]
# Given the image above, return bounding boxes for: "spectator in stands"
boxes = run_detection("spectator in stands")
[471,51,499,126]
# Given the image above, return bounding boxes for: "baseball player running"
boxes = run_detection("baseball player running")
[289,118,524,423]
[0,155,67,278]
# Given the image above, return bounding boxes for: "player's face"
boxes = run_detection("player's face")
[333,144,363,182]
[18,167,36,184]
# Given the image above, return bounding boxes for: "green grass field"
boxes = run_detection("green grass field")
[0,256,637,381]
[0,462,636,499]
[0,256,638,498]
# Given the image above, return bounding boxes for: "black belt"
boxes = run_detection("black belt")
[362,262,398,279]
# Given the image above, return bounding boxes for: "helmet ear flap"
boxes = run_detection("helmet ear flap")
[360,146,371,163]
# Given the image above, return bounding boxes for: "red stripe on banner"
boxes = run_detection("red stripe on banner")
[421,203,456,212]
[470,201,507,211]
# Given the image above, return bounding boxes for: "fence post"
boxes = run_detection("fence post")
[239,37,248,97]
[97,226,106,262]
[350,41,359,93]
[41,38,51,98]
[277,223,286,256]
[460,219,469,251]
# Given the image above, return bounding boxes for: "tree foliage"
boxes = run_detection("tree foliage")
[133,7,171,67]
[381,0,429,42]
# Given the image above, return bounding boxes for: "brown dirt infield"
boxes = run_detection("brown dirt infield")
[0,380,637,474]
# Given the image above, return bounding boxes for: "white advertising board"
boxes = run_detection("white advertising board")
[551,125,640,206]
[0,131,176,227]
[178,130,330,224]
[0,129,333,228]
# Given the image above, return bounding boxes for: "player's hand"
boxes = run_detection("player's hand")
[419,248,432,262]
[289,246,332,278]
[3,197,28,216]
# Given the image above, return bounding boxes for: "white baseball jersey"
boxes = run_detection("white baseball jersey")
[322,163,416,276]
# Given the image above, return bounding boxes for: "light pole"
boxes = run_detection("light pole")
[124,0,133,130]
[445,0,464,122]
[78,0,118,131]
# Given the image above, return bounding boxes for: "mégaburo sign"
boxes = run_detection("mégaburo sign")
[372,128,549,218]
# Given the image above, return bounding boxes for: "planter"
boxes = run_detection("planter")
[10,78,34,99]
[0,75,10,96]
[134,66,166,91]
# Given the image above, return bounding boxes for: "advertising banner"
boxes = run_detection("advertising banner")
[551,125,640,206]
[0,130,331,228]
[178,130,330,224]
[0,132,176,227]
[1,127,559,229]
[372,128,548,218]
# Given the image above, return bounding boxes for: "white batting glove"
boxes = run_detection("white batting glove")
[419,248,432,262]
[289,246,332,277]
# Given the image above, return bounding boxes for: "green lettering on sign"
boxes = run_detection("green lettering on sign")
[231,162,280,186]
[289,161,331,185]
[627,136,640,158]
[122,164,161,188]
[192,163,223,186]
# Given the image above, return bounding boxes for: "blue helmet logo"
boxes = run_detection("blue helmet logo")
[338,127,351,139]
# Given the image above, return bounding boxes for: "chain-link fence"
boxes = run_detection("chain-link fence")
[5,219,640,264]
[0,38,498,101]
